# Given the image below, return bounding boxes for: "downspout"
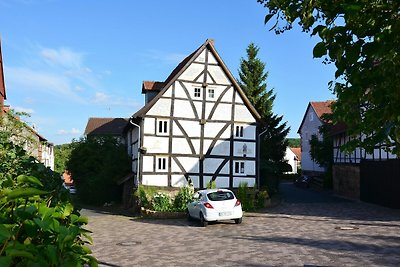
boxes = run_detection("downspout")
[257,127,268,189]
[129,117,140,188]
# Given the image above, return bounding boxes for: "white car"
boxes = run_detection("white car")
[187,189,243,227]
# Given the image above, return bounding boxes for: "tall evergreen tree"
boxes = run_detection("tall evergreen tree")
[237,43,290,192]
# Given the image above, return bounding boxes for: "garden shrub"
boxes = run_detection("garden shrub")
[152,192,172,212]
[256,190,270,209]
[173,186,194,212]
[206,180,216,189]
[237,182,255,211]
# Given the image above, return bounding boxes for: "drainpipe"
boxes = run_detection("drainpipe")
[129,117,140,188]
[257,127,268,189]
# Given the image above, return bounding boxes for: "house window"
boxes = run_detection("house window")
[309,112,314,121]
[194,87,201,98]
[157,119,168,134]
[234,161,245,174]
[208,88,215,98]
[157,157,167,171]
[235,125,244,138]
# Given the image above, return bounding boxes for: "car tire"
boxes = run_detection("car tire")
[200,212,208,227]
[234,217,242,224]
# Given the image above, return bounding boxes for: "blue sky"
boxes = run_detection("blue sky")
[0,0,335,145]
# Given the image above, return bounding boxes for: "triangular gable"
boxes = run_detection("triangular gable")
[297,100,335,134]
[133,39,261,121]
[0,38,6,101]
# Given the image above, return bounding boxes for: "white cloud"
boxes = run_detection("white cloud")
[40,47,83,68]
[13,106,34,114]
[57,128,80,135]
[4,45,107,104]
[93,92,110,103]
[5,66,85,103]
[91,91,140,108]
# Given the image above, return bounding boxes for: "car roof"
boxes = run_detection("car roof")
[197,188,233,194]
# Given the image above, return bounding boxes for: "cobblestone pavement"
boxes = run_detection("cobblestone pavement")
[84,183,400,267]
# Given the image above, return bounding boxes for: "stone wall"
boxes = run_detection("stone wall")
[333,164,360,200]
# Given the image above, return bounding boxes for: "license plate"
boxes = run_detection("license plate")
[219,212,232,216]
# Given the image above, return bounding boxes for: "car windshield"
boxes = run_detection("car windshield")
[207,191,234,201]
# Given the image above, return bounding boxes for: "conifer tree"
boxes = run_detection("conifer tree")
[238,43,290,192]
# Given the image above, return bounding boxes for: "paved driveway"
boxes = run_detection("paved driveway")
[83,183,400,266]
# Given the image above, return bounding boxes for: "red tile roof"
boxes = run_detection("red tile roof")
[84,117,129,136]
[289,147,301,161]
[142,81,164,93]
[310,100,335,120]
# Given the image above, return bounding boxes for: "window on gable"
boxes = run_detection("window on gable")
[234,161,245,174]
[235,125,244,138]
[157,119,168,134]
[309,112,314,121]
[157,157,167,171]
[208,88,215,98]
[194,87,201,98]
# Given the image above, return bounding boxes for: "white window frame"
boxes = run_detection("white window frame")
[208,88,215,98]
[235,125,244,138]
[194,87,201,98]
[156,157,167,171]
[234,161,245,174]
[157,119,168,135]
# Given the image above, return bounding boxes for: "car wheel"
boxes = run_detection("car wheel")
[234,217,242,224]
[200,212,208,227]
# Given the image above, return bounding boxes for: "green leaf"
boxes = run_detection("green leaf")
[0,224,11,239]
[311,25,326,36]
[313,42,327,58]
[6,188,48,200]
[264,14,274,24]
[46,245,58,265]
[0,256,11,267]
[16,175,43,187]
[6,248,34,259]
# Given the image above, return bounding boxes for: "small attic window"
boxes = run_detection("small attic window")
[309,112,314,121]
[208,88,215,98]
[194,88,201,98]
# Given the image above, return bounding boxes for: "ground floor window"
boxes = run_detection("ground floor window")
[234,161,245,174]
[157,157,167,171]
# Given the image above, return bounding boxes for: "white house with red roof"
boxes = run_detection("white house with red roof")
[284,147,301,174]
[297,100,334,176]
[126,39,261,189]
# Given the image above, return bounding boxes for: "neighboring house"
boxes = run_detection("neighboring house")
[127,39,261,189]
[297,100,334,176]
[84,117,129,144]
[331,123,399,207]
[284,147,301,174]
[299,99,399,208]
[0,40,54,170]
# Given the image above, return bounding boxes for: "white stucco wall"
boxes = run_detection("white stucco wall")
[299,105,325,173]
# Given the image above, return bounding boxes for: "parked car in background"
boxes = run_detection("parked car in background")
[187,189,243,227]
[295,175,313,188]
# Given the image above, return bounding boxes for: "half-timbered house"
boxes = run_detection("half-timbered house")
[331,123,399,207]
[127,39,261,189]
